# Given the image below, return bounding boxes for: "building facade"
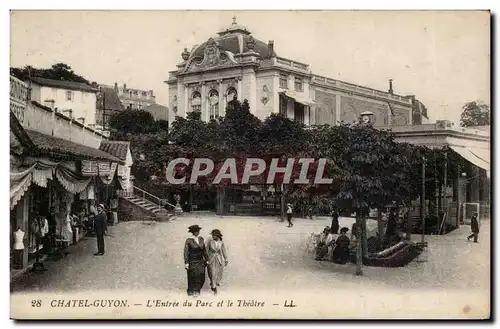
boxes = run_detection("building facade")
[28,77,99,127]
[100,83,156,111]
[10,75,133,275]
[166,18,429,127]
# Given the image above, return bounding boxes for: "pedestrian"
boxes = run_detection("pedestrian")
[93,204,107,256]
[286,203,294,227]
[332,227,351,264]
[206,229,228,295]
[330,208,340,234]
[467,212,480,243]
[184,225,208,297]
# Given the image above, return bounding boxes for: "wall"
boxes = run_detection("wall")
[340,95,391,126]
[118,197,157,221]
[314,89,337,125]
[22,102,105,148]
[31,84,98,126]
[255,72,276,120]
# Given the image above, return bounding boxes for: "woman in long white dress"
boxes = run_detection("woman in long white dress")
[206,229,228,295]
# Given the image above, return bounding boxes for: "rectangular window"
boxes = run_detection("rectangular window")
[65,90,74,101]
[279,95,287,116]
[279,74,288,89]
[294,77,303,92]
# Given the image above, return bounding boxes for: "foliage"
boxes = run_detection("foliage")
[111,96,463,216]
[460,101,490,127]
[10,63,92,84]
[109,109,168,140]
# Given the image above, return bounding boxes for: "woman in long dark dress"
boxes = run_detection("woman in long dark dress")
[332,227,351,264]
[184,225,208,297]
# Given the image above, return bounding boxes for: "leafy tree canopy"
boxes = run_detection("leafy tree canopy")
[10,63,92,84]
[460,101,490,127]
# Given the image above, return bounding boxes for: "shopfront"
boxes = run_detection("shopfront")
[9,113,124,273]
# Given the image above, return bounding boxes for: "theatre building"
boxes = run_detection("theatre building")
[10,75,133,275]
[164,19,430,215]
[166,18,429,127]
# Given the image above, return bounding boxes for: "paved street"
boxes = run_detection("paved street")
[11,214,490,318]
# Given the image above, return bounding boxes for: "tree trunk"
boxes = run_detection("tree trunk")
[355,213,363,276]
[377,211,384,239]
[362,213,368,258]
[280,184,285,222]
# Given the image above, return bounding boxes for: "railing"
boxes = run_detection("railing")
[275,57,309,71]
[133,186,176,211]
[311,74,412,104]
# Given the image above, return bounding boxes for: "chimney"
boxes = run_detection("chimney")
[268,41,275,58]
[388,79,393,95]
[114,82,118,92]
[123,83,127,91]
[149,90,154,97]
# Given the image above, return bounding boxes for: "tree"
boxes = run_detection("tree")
[109,109,158,138]
[10,63,91,84]
[460,101,490,127]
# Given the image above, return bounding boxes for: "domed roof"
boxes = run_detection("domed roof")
[189,18,276,60]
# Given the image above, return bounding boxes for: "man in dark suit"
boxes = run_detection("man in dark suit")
[467,212,480,243]
[94,204,108,256]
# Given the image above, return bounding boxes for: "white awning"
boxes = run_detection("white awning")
[280,91,315,106]
[450,146,490,173]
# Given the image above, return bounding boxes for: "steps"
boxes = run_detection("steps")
[121,194,176,222]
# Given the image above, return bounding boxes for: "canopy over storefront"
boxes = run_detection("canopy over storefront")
[279,91,315,106]
[450,145,490,177]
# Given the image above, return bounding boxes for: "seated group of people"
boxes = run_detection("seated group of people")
[314,226,353,264]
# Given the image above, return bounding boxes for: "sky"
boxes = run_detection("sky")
[9,10,490,123]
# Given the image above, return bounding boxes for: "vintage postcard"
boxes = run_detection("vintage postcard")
[9,10,490,320]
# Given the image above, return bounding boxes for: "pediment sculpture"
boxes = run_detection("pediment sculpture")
[184,38,239,73]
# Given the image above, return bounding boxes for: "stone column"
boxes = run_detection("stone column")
[250,73,257,115]
[237,77,242,100]
[16,190,30,269]
[184,84,189,117]
[201,82,207,122]
[218,79,224,118]
[335,93,341,125]
[273,74,280,114]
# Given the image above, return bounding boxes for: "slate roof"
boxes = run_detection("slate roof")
[29,77,99,93]
[191,34,275,60]
[26,129,124,164]
[97,87,123,112]
[143,104,169,121]
[99,141,130,161]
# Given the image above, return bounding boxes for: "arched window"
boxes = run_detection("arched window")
[227,87,237,103]
[208,90,219,120]
[191,91,201,112]
[226,87,238,110]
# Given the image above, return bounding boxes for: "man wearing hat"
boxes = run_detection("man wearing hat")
[286,203,294,227]
[184,225,208,297]
[94,204,107,256]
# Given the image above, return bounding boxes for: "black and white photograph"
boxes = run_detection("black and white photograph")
[8,10,491,319]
